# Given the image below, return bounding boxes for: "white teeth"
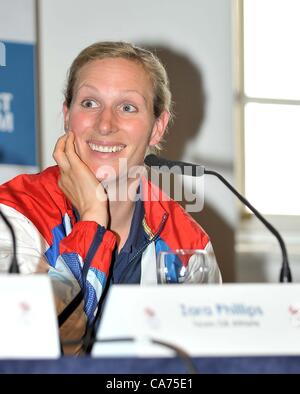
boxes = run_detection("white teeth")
[88,143,125,153]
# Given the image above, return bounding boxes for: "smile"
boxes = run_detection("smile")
[88,143,126,153]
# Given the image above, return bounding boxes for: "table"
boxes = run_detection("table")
[1,356,300,374]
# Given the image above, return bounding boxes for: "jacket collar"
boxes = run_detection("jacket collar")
[141,177,169,238]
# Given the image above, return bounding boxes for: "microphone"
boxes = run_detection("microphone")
[0,208,19,273]
[61,335,198,373]
[144,154,292,283]
[144,153,205,177]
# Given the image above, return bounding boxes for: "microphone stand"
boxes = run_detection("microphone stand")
[0,208,19,273]
[204,169,291,283]
[144,154,292,283]
[61,335,198,374]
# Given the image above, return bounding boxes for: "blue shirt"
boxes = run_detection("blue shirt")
[111,197,147,283]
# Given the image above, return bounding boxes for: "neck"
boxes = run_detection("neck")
[106,177,141,250]
[108,198,135,233]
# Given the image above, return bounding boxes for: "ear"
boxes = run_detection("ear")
[149,111,170,146]
[63,102,70,132]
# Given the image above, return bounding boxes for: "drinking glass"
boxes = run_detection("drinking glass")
[157,249,222,284]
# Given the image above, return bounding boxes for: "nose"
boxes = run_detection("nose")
[95,106,118,135]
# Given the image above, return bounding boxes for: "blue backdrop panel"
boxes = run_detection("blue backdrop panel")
[0,41,37,166]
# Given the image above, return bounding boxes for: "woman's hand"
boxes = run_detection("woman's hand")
[53,132,109,228]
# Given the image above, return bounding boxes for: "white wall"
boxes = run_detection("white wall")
[38,0,236,228]
[0,0,35,43]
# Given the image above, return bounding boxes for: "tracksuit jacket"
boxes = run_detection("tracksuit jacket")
[0,166,219,327]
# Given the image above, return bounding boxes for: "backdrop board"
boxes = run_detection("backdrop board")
[0,0,38,184]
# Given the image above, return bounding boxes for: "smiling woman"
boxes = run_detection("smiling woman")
[0,41,219,355]
[62,57,167,179]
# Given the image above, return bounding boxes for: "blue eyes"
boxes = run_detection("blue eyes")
[122,104,137,113]
[81,99,97,108]
[81,100,137,113]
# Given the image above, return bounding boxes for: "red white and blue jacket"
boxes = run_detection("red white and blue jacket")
[0,166,219,325]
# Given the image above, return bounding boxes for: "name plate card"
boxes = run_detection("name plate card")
[0,275,60,358]
[92,283,300,357]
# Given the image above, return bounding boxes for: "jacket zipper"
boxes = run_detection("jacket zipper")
[118,212,168,282]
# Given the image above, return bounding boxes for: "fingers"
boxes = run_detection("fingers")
[64,131,78,163]
[53,131,80,171]
[53,134,70,170]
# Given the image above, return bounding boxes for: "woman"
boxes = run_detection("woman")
[0,42,219,354]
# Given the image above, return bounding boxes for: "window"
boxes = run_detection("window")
[236,0,300,216]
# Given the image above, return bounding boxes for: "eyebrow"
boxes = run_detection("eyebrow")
[77,84,148,104]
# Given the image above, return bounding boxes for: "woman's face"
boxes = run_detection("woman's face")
[63,58,169,181]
